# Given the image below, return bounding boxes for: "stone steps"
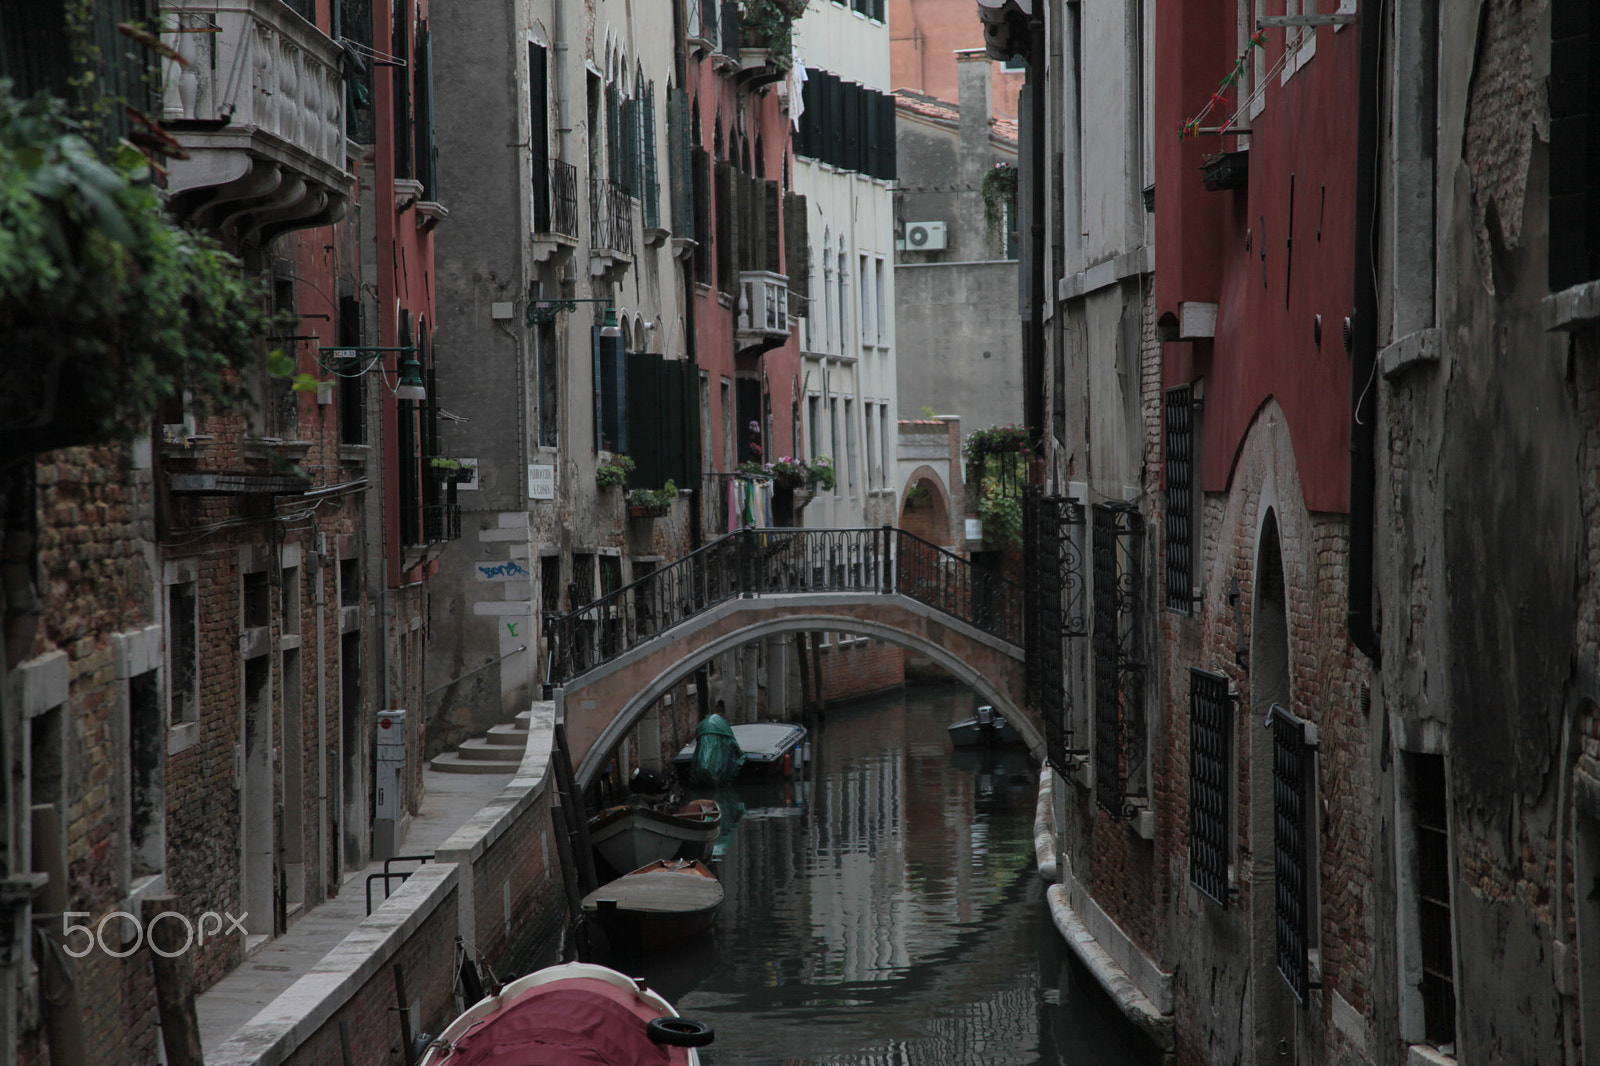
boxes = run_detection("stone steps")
[430,715,530,774]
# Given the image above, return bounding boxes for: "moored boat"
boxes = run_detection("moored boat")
[588,798,722,877]
[417,961,714,1065]
[581,858,724,952]
[673,721,807,779]
[947,705,1024,748]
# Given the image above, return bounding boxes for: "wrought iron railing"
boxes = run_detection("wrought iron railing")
[421,503,461,544]
[1024,491,1087,773]
[1188,668,1233,907]
[537,159,579,239]
[1269,702,1316,1004]
[590,176,635,255]
[895,531,1023,646]
[1165,382,1196,610]
[547,526,1023,683]
[1092,501,1145,818]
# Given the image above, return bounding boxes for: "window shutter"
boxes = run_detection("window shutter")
[592,326,604,452]
[825,73,844,168]
[392,0,413,179]
[669,87,691,238]
[607,85,620,186]
[878,93,897,181]
[864,85,878,178]
[644,83,660,228]
[694,148,712,277]
[529,43,550,231]
[784,192,809,317]
[415,21,436,198]
[764,180,782,274]
[715,160,736,294]
[627,351,661,487]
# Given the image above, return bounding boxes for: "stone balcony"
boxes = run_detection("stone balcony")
[735,270,791,354]
[160,1,353,242]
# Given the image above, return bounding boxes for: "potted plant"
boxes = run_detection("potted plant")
[428,457,476,483]
[1200,149,1249,192]
[596,454,636,489]
[629,480,677,518]
[808,455,836,492]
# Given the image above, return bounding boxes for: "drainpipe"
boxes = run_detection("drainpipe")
[1347,0,1381,665]
[552,0,571,160]
[315,533,328,893]
[1025,2,1047,474]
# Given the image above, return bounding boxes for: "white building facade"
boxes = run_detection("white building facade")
[792,0,900,529]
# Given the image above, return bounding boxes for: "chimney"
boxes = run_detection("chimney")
[955,49,994,250]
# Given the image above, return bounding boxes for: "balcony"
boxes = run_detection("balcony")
[687,0,719,55]
[533,158,579,262]
[736,270,791,353]
[589,177,634,277]
[159,1,352,241]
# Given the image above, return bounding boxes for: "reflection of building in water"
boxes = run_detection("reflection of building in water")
[813,988,1040,1066]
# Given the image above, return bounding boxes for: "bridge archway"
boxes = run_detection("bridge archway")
[556,593,1028,786]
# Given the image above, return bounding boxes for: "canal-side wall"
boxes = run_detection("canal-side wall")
[434,699,565,977]
[206,864,460,1066]
[206,701,568,1066]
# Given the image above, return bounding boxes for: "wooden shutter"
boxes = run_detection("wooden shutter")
[529,43,550,231]
[715,160,736,294]
[415,21,436,197]
[694,148,712,277]
[878,93,897,181]
[764,180,782,274]
[627,351,661,487]
[644,83,660,228]
[784,192,809,317]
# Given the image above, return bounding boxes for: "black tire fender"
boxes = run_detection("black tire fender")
[646,1016,715,1048]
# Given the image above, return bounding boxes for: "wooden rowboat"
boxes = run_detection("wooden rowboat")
[588,798,721,877]
[582,858,724,952]
[418,961,714,1065]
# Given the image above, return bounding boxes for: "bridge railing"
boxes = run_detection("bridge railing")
[892,529,1024,646]
[548,526,1022,684]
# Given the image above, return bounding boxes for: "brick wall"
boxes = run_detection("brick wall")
[815,633,906,703]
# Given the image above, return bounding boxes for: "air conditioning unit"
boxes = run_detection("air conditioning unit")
[900,220,947,251]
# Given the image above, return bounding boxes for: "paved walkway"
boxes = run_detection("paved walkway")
[195,767,514,1053]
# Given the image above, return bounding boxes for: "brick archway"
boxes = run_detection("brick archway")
[899,464,956,547]
[556,592,1028,786]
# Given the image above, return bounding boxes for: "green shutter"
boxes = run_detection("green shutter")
[627,351,661,487]
[644,83,660,228]
[878,93,897,181]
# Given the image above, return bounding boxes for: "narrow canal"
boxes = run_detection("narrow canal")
[594,682,1157,1066]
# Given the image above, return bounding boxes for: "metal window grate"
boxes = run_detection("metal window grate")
[541,555,562,616]
[1093,502,1145,816]
[1165,384,1195,611]
[1189,668,1232,906]
[1025,491,1087,773]
[1409,752,1456,1046]
[1270,702,1315,1003]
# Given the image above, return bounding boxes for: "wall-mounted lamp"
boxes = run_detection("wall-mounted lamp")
[317,346,426,401]
[525,295,621,337]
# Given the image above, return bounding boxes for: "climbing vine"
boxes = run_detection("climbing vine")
[981,164,1017,254]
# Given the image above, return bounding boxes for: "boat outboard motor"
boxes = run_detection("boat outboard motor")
[976,705,997,732]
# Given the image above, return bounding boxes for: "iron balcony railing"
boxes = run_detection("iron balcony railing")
[590,176,635,256]
[536,159,579,239]
[547,526,1023,683]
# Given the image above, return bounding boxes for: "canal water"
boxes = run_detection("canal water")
[595,682,1156,1066]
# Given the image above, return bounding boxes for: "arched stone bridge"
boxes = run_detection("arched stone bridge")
[546,527,1030,786]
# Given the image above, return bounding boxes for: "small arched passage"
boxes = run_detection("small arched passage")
[558,597,1028,787]
[899,465,955,547]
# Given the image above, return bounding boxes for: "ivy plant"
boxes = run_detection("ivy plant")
[981,164,1018,255]
[0,85,296,455]
[739,0,810,68]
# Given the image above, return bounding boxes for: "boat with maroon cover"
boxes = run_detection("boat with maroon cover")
[417,961,713,1065]
[581,858,724,952]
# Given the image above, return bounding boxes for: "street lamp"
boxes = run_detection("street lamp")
[525,295,622,336]
[395,352,427,400]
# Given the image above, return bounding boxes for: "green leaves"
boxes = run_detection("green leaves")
[1,84,289,448]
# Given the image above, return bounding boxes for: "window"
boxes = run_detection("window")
[721,378,734,470]
[128,667,164,878]
[837,253,848,351]
[807,395,821,461]
[529,42,551,231]
[392,0,413,179]
[865,403,878,489]
[540,554,562,617]
[593,323,628,453]
[875,258,886,344]
[1091,502,1146,817]
[337,295,366,445]
[538,320,559,447]
[829,396,841,492]
[1188,669,1232,906]
[1269,702,1318,1004]
[844,398,858,494]
[571,552,597,607]
[642,80,660,228]
[859,254,871,345]
[879,405,890,490]
[413,19,436,199]
[340,556,361,608]
[242,570,271,630]
[167,580,198,726]
[282,564,301,637]
[700,372,713,473]
[1165,383,1198,611]
[1550,0,1600,291]
[1403,751,1456,1048]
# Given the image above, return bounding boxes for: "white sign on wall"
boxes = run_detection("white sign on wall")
[528,464,555,500]
[965,518,984,541]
